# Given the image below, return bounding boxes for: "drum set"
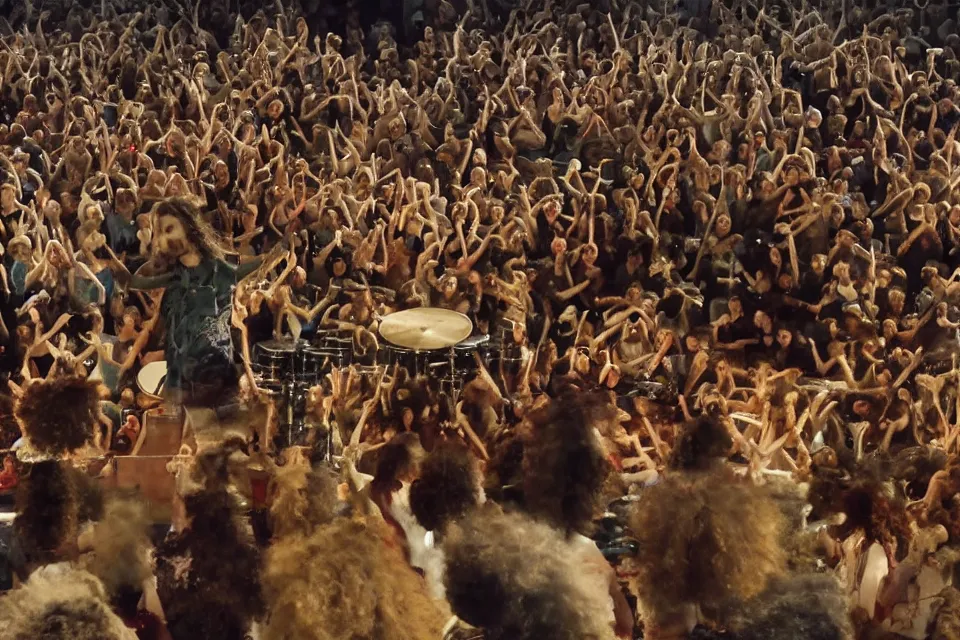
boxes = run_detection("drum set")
[251,308,501,448]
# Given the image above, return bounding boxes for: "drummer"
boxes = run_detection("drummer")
[128,198,283,412]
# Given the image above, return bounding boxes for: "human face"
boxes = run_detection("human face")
[715,214,731,237]
[155,214,191,259]
[0,187,14,209]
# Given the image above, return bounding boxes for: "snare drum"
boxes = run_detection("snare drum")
[253,339,297,383]
[137,361,167,400]
[451,334,491,372]
[296,344,336,384]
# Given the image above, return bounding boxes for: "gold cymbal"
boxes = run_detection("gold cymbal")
[379,308,474,350]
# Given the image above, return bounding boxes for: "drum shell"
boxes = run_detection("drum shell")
[253,341,296,383]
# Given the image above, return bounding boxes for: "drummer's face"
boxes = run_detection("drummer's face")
[156,214,190,259]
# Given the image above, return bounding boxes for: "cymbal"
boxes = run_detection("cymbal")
[379,308,474,350]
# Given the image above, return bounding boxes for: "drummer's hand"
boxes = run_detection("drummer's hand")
[140,351,164,366]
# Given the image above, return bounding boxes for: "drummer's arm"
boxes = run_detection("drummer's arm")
[118,313,162,378]
[129,265,175,291]
[236,255,266,281]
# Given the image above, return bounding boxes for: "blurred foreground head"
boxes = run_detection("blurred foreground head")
[0,567,137,639]
[521,390,614,535]
[263,516,447,640]
[443,508,617,640]
[629,471,788,632]
[731,573,854,640]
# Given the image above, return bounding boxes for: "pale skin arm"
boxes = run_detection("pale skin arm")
[20,313,74,381]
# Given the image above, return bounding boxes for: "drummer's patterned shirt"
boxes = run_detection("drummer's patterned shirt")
[131,257,261,401]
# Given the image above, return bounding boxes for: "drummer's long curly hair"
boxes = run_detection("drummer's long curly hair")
[262,516,447,640]
[152,197,226,262]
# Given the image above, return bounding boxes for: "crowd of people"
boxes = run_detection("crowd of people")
[1,0,960,637]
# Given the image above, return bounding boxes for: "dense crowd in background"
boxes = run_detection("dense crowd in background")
[2,0,960,637]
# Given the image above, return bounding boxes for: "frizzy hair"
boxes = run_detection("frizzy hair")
[262,516,447,640]
[730,573,854,640]
[0,567,136,640]
[521,389,612,534]
[629,470,788,629]
[268,458,339,540]
[14,459,79,567]
[442,507,617,640]
[87,494,153,602]
[15,376,101,456]
[409,443,481,534]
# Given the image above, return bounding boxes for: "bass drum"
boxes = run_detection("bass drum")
[137,361,167,400]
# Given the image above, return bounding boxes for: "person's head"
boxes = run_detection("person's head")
[263,516,447,640]
[114,188,138,217]
[811,254,827,275]
[268,457,339,540]
[290,266,307,290]
[668,415,733,471]
[715,212,732,237]
[266,99,284,121]
[730,574,853,640]
[754,310,773,333]
[630,471,788,630]
[88,496,152,619]
[15,459,79,568]
[442,509,615,640]
[120,306,141,332]
[888,288,906,315]
[0,182,17,209]
[440,273,458,298]
[410,444,484,535]
[728,296,742,315]
[15,376,101,456]
[8,235,31,262]
[151,197,224,262]
[371,432,425,498]
[521,390,613,535]
[777,328,793,348]
[0,567,137,640]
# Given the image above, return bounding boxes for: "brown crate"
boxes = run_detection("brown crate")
[111,456,176,507]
